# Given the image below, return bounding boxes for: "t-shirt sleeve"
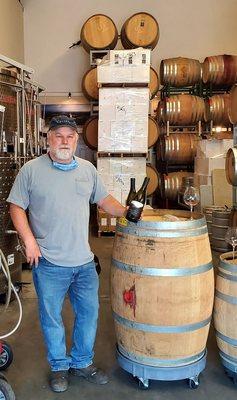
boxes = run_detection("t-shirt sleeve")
[90,166,109,204]
[6,166,30,210]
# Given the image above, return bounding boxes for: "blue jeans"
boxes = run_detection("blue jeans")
[32,257,99,371]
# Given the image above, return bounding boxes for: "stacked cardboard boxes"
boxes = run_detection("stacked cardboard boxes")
[194,139,232,208]
[97,49,150,212]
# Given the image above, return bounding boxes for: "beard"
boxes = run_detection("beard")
[52,147,74,161]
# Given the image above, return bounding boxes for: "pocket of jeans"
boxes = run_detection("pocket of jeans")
[75,178,91,196]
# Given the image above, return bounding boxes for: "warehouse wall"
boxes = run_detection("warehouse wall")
[0,0,24,62]
[23,0,237,97]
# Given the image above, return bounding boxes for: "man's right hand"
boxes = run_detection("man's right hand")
[25,238,42,267]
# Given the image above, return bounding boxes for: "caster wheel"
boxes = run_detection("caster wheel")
[188,378,199,389]
[135,378,150,390]
[0,379,15,400]
[0,342,13,371]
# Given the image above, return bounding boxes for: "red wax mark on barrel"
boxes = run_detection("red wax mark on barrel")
[123,284,136,316]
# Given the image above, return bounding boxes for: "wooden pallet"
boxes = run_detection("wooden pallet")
[97,152,147,158]
[98,82,149,88]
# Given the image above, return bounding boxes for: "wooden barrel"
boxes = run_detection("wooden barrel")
[157,100,164,124]
[161,171,194,201]
[149,67,159,97]
[203,55,237,86]
[203,206,226,244]
[146,164,159,196]
[211,210,231,252]
[158,95,205,125]
[160,57,201,87]
[121,13,159,50]
[225,148,237,186]
[157,133,197,165]
[111,209,214,369]
[80,14,118,52]
[204,94,231,125]
[229,85,237,124]
[82,116,98,150]
[148,116,159,148]
[81,67,98,101]
[214,252,237,372]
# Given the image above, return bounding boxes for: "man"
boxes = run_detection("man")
[7,115,126,393]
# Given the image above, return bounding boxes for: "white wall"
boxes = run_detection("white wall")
[23,0,237,98]
[0,0,24,62]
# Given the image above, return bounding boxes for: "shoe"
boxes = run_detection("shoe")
[69,364,109,385]
[49,370,69,392]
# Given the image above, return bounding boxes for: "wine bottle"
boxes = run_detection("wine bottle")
[126,177,150,223]
[134,177,150,204]
[126,177,137,206]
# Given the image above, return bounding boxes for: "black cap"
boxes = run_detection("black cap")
[48,115,78,132]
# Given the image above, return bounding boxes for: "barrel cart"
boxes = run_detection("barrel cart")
[111,209,214,389]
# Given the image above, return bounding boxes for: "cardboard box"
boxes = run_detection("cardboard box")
[196,139,232,158]
[98,65,150,84]
[97,49,151,83]
[212,169,232,207]
[97,208,117,234]
[97,157,146,205]
[98,87,149,153]
[194,173,212,186]
[195,156,225,176]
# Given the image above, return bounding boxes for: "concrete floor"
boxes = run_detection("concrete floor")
[1,236,237,400]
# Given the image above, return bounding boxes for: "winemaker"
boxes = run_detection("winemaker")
[7,115,126,393]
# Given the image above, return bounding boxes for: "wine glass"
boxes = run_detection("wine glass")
[225,227,237,260]
[183,186,200,220]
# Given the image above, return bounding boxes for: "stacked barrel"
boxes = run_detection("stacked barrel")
[157,57,203,205]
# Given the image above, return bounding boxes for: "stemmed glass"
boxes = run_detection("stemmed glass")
[183,186,200,220]
[225,227,237,260]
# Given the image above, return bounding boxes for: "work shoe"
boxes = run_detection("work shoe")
[49,370,69,392]
[70,364,109,384]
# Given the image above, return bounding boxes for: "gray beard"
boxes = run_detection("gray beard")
[54,148,74,161]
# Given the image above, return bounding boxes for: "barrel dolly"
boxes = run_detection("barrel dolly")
[219,351,237,386]
[116,346,207,390]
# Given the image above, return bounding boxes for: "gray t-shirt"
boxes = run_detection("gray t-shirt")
[7,154,108,267]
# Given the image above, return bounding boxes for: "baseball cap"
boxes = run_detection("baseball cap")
[48,115,78,132]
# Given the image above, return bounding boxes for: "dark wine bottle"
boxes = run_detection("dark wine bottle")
[134,177,150,204]
[126,177,150,223]
[126,177,137,206]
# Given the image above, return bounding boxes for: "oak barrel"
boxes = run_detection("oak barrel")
[204,94,231,125]
[160,57,201,87]
[82,116,98,150]
[225,147,237,186]
[149,67,159,97]
[214,252,237,371]
[161,171,194,202]
[157,133,197,165]
[80,14,118,52]
[203,206,226,244]
[211,210,231,252]
[158,95,205,125]
[148,116,159,148]
[111,209,214,368]
[229,85,237,124]
[121,12,159,49]
[146,164,159,196]
[203,55,237,86]
[81,67,98,101]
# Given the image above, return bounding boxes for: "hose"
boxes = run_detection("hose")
[0,248,23,339]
